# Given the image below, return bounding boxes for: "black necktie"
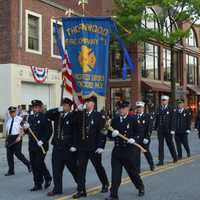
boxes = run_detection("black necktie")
[9,118,14,135]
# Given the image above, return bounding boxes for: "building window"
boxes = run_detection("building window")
[186,54,198,85]
[25,10,42,54]
[109,49,131,79]
[51,20,64,58]
[186,29,197,47]
[142,8,158,29]
[141,43,160,80]
[163,17,177,37]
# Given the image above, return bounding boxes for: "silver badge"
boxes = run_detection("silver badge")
[143,120,145,124]
[37,120,40,124]
[66,121,69,125]
[184,113,186,117]
[127,124,130,129]
[91,120,94,125]
[166,111,169,115]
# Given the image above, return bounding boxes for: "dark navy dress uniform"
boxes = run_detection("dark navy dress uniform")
[109,115,144,199]
[174,108,191,159]
[132,113,154,171]
[195,110,200,139]
[46,108,77,195]
[28,112,52,188]
[155,105,178,164]
[73,109,109,196]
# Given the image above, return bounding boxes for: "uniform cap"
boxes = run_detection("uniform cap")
[8,106,17,112]
[136,101,145,107]
[117,100,130,108]
[85,95,96,103]
[161,95,169,100]
[31,99,43,107]
[62,97,73,106]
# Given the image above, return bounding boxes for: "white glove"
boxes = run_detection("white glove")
[23,122,30,130]
[127,138,135,144]
[95,148,104,154]
[112,130,120,137]
[58,106,63,112]
[37,140,43,147]
[143,138,149,144]
[186,130,191,134]
[77,104,86,111]
[69,147,77,152]
[170,131,175,135]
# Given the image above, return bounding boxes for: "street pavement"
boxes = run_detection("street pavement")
[0,131,200,200]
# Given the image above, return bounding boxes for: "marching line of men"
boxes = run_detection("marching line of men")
[4,94,196,200]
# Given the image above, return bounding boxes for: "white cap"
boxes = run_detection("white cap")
[161,95,169,100]
[136,101,145,107]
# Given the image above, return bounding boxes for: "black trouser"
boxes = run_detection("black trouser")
[6,137,30,173]
[29,149,51,186]
[76,151,109,192]
[141,142,154,169]
[110,148,144,198]
[52,147,78,193]
[175,133,190,158]
[157,131,177,162]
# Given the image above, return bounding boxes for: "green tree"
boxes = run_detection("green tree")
[113,0,200,105]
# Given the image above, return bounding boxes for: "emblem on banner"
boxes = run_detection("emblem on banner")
[78,45,96,73]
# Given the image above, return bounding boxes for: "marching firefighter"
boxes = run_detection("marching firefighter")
[105,100,145,200]
[46,98,78,196]
[154,95,178,166]
[72,96,109,199]
[132,101,155,172]
[174,99,191,159]
[5,106,31,176]
[23,100,52,191]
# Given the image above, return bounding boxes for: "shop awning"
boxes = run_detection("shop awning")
[187,85,200,95]
[141,79,170,92]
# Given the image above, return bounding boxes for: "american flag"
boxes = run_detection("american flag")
[62,51,83,106]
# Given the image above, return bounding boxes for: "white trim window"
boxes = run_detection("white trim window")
[51,19,64,59]
[25,10,42,55]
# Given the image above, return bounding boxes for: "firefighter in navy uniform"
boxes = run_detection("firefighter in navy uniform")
[174,99,191,159]
[105,100,145,200]
[155,95,178,166]
[132,101,155,172]
[46,98,78,196]
[24,100,52,191]
[72,96,109,199]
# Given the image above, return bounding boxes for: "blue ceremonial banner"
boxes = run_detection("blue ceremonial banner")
[62,17,112,97]
[56,16,135,97]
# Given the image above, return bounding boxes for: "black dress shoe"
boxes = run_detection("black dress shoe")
[101,185,109,193]
[178,156,182,160]
[47,191,62,196]
[138,189,145,197]
[150,165,155,171]
[156,162,163,166]
[72,191,87,199]
[5,172,15,176]
[27,164,32,173]
[44,179,52,189]
[187,153,191,158]
[105,196,119,200]
[30,185,42,191]
[173,158,178,163]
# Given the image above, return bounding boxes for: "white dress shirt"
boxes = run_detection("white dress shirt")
[6,116,23,136]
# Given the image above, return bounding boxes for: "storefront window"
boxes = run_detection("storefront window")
[109,50,131,79]
[141,43,159,80]
[110,88,132,116]
[186,54,198,85]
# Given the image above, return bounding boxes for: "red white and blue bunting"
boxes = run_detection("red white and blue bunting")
[31,65,48,83]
